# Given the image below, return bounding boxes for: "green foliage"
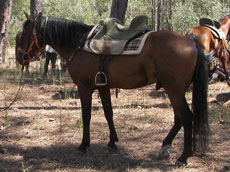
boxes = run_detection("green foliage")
[8,0,230,44]
[171,0,230,34]
[9,0,30,44]
[171,1,198,34]
[126,0,151,24]
[42,0,111,24]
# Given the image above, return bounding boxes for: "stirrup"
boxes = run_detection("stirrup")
[95,71,107,86]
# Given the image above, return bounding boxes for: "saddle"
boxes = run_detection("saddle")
[199,18,225,40]
[88,15,152,55]
[199,18,221,29]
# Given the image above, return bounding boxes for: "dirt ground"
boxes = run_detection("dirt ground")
[0,50,230,172]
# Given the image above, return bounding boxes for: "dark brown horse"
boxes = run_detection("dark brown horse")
[186,16,230,85]
[15,31,30,72]
[18,12,209,166]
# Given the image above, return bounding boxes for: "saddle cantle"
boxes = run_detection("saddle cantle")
[199,18,221,29]
[85,15,152,55]
[199,18,225,40]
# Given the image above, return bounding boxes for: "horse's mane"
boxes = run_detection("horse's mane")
[16,31,22,45]
[36,17,94,50]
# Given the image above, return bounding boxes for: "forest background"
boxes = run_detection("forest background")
[7,0,230,46]
[1,1,230,171]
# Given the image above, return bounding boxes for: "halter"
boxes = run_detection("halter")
[18,17,48,65]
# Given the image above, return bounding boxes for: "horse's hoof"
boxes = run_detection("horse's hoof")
[175,160,187,167]
[77,146,88,153]
[107,138,119,150]
[107,142,117,150]
[157,145,171,160]
[227,81,230,86]
[77,143,90,153]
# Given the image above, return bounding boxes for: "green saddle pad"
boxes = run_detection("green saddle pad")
[89,15,152,55]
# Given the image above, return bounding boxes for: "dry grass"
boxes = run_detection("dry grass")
[0,48,230,172]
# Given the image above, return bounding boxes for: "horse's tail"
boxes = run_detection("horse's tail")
[187,33,197,42]
[192,44,209,155]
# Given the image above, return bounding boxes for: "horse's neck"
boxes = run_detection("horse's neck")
[44,39,73,60]
[43,18,89,60]
[221,19,230,36]
[45,41,74,61]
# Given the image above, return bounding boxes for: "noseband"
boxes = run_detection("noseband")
[18,17,48,65]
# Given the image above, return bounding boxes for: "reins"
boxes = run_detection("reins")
[0,66,25,112]
[0,16,49,112]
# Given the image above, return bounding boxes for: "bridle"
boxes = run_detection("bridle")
[1,17,48,111]
[18,17,48,65]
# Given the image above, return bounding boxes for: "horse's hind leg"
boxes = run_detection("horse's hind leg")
[159,94,193,165]
[77,86,93,153]
[174,97,193,165]
[157,115,182,160]
[98,87,119,149]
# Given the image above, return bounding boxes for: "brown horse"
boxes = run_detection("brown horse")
[18,12,209,166]
[186,16,230,85]
[15,31,30,72]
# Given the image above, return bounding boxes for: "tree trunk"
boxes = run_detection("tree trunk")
[165,0,173,30]
[110,0,128,24]
[30,0,42,19]
[0,0,11,64]
[0,0,8,41]
[1,0,11,63]
[157,0,161,31]
[154,0,158,31]
[151,0,154,29]
[160,0,165,30]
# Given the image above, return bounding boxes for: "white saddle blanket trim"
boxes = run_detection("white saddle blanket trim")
[122,31,153,55]
[204,25,226,40]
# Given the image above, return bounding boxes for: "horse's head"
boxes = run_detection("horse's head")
[15,32,26,66]
[17,12,45,65]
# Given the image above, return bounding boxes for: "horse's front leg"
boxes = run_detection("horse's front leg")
[220,41,230,86]
[98,86,119,149]
[77,86,93,153]
[222,57,230,86]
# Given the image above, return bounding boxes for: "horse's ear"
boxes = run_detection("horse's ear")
[38,12,42,17]
[35,12,42,20]
[34,12,42,23]
[24,11,32,21]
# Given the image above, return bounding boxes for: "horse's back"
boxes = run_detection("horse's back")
[186,26,214,53]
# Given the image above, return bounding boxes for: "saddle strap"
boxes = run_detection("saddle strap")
[95,55,112,86]
[203,25,226,40]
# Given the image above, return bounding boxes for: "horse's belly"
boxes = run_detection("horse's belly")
[109,73,156,89]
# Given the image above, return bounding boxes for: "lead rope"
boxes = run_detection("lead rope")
[0,65,25,112]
